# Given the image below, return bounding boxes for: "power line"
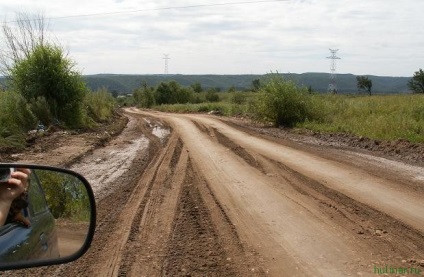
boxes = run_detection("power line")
[326,49,341,94]
[163,54,170,74]
[6,0,290,23]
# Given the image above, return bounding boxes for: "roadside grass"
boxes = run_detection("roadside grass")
[153,102,251,116]
[302,94,424,143]
[152,93,424,143]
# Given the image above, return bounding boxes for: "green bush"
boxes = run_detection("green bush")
[84,88,116,122]
[205,90,220,102]
[0,90,36,150]
[36,170,91,221]
[253,74,311,127]
[10,44,87,128]
[155,81,193,105]
[30,96,52,126]
[231,92,247,104]
[133,85,155,108]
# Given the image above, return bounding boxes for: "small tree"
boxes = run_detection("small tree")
[191,82,203,93]
[154,81,193,105]
[134,83,155,108]
[205,89,220,102]
[408,69,424,93]
[227,86,236,93]
[252,79,261,91]
[356,76,372,95]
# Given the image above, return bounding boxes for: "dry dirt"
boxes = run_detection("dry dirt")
[2,108,424,277]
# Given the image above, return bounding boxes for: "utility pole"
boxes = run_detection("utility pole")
[326,49,340,94]
[163,54,170,74]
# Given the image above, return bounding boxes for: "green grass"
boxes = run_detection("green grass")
[301,94,424,143]
[153,102,251,116]
[152,93,424,143]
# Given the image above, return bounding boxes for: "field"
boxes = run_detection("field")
[154,92,424,143]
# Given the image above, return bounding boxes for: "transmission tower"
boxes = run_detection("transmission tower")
[163,54,170,74]
[326,49,341,93]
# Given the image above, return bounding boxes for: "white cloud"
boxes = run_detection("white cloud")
[1,0,423,76]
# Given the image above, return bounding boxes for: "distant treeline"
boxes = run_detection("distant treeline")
[1,73,411,95]
[77,73,411,95]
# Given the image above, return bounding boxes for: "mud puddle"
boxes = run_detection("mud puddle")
[70,117,150,200]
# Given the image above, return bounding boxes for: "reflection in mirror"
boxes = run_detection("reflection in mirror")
[0,167,92,266]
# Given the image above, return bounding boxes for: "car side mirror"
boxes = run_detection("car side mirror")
[0,164,96,270]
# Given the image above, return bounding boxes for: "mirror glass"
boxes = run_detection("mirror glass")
[0,166,93,267]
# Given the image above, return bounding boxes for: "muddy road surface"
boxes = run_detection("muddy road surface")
[8,108,424,276]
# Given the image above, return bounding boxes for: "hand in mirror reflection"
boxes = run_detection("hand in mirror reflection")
[0,168,31,227]
[0,167,92,265]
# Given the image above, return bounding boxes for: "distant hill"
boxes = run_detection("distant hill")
[2,73,411,94]
[83,73,411,94]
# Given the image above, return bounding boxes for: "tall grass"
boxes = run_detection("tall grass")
[84,88,116,123]
[152,91,424,143]
[0,90,36,150]
[302,94,424,142]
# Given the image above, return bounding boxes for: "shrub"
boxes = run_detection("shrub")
[84,88,116,122]
[10,44,87,128]
[205,90,220,102]
[134,85,155,108]
[0,90,36,150]
[154,81,193,105]
[253,74,311,127]
[231,92,247,104]
[30,96,53,126]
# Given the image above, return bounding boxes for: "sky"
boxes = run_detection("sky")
[0,0,423,77]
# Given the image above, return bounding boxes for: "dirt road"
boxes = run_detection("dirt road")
[8,108,424,276]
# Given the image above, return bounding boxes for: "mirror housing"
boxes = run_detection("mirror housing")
[0,164,96,270]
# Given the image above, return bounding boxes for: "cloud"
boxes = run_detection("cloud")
[0,0,423,76]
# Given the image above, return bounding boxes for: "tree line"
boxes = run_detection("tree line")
[356,69,424,96]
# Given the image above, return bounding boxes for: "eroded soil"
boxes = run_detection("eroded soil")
[2,108,424,276]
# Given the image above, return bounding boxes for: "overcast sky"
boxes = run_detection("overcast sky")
[1,0,423,76]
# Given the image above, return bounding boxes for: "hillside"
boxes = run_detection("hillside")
[2,73,411,94]
[83,73,411,94]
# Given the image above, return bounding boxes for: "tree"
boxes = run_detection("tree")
[356,76,372,95]
[252,79,261,91]
[227,86,236,93]
[191,82,203,93]
[205,89,220,102]
[154,81,193,105]
[408,69,424,93]
[133,83,155,108]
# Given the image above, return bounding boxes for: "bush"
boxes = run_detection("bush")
[155,81,193,105]
[84,88,116,122]
[231,92,247,104]
[10,44,87,128]
[30,97,52,126]
[134,85,155,108]
[205,90,220,102]
[0,90,36,150]
[408,68,424,93]
[253,74,311,127]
